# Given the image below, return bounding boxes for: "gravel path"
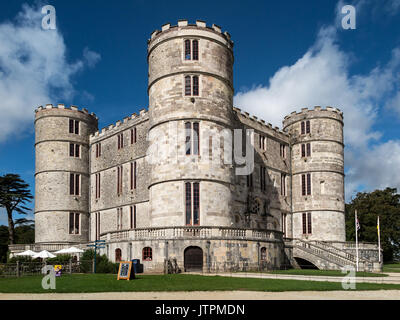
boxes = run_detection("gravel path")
[1,290,400,300]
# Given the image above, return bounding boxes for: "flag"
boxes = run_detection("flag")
[377,216,380,237]
[356,217,360,231]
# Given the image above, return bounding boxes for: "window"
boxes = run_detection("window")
[306,120,310,134]
[246,173,253,188]
[117,208,123,230]
[302,212,312,234]
[69,143,80,158]
[282,213,287,236]
[69,119,79,134]
[185,76,191,96]
[259,135,266,151]
[69,173,80,196]
[280,144,286,158]
[301,121,305,135]
[95,173,101,199]
[184,39,199,61]
[301,120,310,135]
[115,248,122,263]
[117,166,123,195]
[184,75,200,96]
[185,39,191,60]
[301,144,306,157]
[281,173,286,196]
[95,143,101,158]
[192,40,199,60]
[185,182,200,225]
[306,143,311,157]
[301,173,311,196]
[95,212,100,240]
[143,247,152,261]
[130,205,136,229]
[260,247,267,261]
[185,122,199,155]
[131,127,137,144]
[260,166,266,191]
[130,161,136,190]
[69,212,80,234]
[117,133,124,150]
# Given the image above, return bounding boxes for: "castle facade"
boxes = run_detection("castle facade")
[29,20,380,272]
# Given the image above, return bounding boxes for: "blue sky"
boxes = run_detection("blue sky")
[0,0,400,225]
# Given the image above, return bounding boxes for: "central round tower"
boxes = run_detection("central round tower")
[147,20,235,227]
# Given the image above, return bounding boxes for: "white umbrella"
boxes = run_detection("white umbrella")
[32,250,56,259]
[64,247,84,254]
[15,250,37,257]
[54,248,69,254]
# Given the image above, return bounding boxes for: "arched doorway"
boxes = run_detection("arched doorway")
[184,246,203,272]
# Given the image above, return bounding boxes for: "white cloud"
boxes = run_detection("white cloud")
[234,25,400,200]
[0,4,100,142]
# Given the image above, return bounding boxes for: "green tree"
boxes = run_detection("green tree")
[345,188,400,262]
[0,174,33,244]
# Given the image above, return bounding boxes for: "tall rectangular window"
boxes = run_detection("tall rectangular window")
[301,174,306,196]
[117,208,123,230]
[301,121,305,135]
[193,182,200,225]
[306,120,310,134]
[282,213,287,236]
[193,122,199,155]
[280,144,286,158]
[307,212,312,234]
[306,143,311,157]
[260,166,266,192]
[69,119,74,133]
[117,166,123,195]
[69,212,80,234]
[307,173,311,195]
[70,173,80,196]
[131,127,137,144]
[192,76,199,96]
[301,144,306,158]
[192,40,199,60]
[259,135,266,151]
[95,173,101,199]
[185,39,191,60]
[185,122,191,155]
[302,213,307,234]
[95,143,101,158]
[130,205,137,229]
[117,133,124,150]
[185,76,191,96]
[130,161,137,190]
[95,212,101,240]
[281,173,286,196]
[70,143,80,157]
[185,182,192,225]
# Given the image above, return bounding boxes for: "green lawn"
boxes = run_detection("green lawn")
[383,263,400,273]
[0,273,399,293]
[266,269,387,277]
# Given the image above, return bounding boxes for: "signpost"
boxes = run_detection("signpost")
[87,240,106,273]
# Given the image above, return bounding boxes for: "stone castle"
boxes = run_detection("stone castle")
[11,20,381,272]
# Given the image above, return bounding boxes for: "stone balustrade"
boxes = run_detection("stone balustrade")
[100,226,283,242]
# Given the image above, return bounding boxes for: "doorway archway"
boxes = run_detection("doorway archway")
[184,246,203,272]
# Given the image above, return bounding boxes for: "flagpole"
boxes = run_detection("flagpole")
[355,209,359,272]
[378,216,381,264]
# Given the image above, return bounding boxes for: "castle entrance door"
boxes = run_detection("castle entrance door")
[184,246,203,272]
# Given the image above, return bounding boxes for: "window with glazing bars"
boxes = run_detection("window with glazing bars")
[185,39,191,60]
[185,182,200,225]
[70,173,80,195]
[69,119,79,134]
[69,212,80,234]
[192,40,199,60]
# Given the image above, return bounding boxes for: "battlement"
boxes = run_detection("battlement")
[90,108,149,140]
[148,20,233,47]
[35,104,98,120]
[283,106,343,121]
[233,107,289,138]
[282,106,343,129]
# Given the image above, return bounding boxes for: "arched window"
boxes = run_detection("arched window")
[192,76,199,96]
[115,248,122,262]
[142,247,152,261]
[260,247,267,261]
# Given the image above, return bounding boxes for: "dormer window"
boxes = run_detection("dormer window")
[184,39,199,61]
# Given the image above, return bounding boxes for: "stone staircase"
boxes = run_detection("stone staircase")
[291,239,377,272]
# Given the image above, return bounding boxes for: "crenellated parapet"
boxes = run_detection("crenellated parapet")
[233,107,290,141]
[89,108,149,142]
[282,106,343,131]
[148,19,233,50]
[35,103,98,121]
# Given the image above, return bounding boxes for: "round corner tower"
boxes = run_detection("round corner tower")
[147,20,236,228]
[34,104,98,244]
[283,106,345,242]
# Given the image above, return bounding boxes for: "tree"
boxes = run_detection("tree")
[345,188,400,262]
[0,174,33,244]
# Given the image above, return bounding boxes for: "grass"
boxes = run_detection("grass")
[0,273,399,293]
[383,262,400,273]
[265,269,387,277]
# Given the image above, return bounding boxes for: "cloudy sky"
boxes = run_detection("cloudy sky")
[0,0,399,225]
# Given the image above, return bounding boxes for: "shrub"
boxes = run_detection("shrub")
[78,249,118,274]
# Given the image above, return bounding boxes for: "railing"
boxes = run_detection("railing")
[309,240,357,262]
[101,226,283,242]
[293,239,356,267]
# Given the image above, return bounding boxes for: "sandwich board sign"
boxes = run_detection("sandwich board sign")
[117,261,135,280]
